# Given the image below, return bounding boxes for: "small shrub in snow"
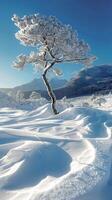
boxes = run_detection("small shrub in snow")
[30,91,41,101]
[91,94,97,101]
[16,90,25,104]
[94,97,107,106]
[82,102,89,107]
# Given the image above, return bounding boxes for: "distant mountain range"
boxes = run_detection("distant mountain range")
[14,78,68,91]
[0,78,67,93]
[1,65,112,99]
[53,64,112,99]
[28,64,112,99]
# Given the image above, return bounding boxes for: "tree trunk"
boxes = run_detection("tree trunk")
[42,63,59,115]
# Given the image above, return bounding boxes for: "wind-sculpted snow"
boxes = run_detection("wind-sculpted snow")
[0,99,112,200]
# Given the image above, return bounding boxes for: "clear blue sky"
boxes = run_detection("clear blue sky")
[0,0,112,88]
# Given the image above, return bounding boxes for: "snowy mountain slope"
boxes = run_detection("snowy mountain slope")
[1,65,112,100]
[0,78,67,94]
[54,65,112,99]
[25,65,112,99]
[13,78,67,92]
[0,96,112,200]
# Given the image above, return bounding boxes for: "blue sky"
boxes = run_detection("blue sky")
[0,0,112,88]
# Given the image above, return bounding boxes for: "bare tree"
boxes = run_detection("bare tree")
[12,14,96,114]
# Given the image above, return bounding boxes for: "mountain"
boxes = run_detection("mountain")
[33,64,112,99]
[13,78,67,92]
[1,65,112,99]
[0,78,67,94]
[53,64,112,99]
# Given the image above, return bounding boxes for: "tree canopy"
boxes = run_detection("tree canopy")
[12,14,96,70]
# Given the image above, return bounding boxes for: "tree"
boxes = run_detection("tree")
[8,90,16,100]
[30,91,41,100]
[16,90,25,104]
[94,97,106,106]
[12,14,96,114]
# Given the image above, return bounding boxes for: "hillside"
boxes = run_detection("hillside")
[54,65,112,99]
[1,65,112,100]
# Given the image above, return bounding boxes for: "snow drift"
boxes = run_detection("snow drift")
[0,96,112,200]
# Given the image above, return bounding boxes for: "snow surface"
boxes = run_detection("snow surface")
[0,94,112,200]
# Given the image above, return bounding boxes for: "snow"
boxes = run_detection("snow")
[0,93,112,200]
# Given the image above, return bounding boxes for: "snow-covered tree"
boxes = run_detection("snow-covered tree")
[82,102,89,107]
[8,90,16,100]
[62,96,67,102]
[94,97,106,106]
[16,90,25,104]
[30,91,41,100]
[12,13,96,114]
